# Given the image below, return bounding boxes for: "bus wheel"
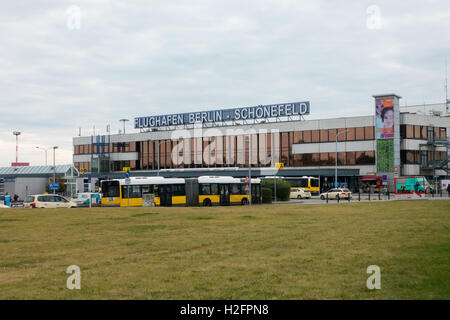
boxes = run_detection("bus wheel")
[241,198,248,205]
[203,199,211,207]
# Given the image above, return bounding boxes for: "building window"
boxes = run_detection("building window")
[319,129,328,142]
[364,126,374,140]
[406,125,414,139]
[303,130,311,143]
[346,128,356,141]
[311,130,320,143]
[355,127,364,140]
[347,152,356,165]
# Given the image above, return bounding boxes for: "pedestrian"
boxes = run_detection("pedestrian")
[4,193,11,207]
[447,184,450,197]
[414,181,420,193]
[13,194,18,202]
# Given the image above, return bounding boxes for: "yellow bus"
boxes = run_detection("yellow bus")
[100,176,186,207]
[195,176,261,206]
[284,176,320,195]
[100,176,261,207]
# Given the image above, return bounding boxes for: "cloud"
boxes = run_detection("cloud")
[0,0,449,166]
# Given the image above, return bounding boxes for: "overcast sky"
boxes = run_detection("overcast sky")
[0,0,449,167]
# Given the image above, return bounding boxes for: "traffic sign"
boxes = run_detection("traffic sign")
[122,167,131,173]
[275,162,284,170]
[49,183,59,190]
[125,170,131,178]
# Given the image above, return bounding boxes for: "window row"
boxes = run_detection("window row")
[74,127,376,156]
[74,142,137,155]
[400,125,447,140]
[401,150,448,164]
[199,183,248,195]
[121,184,186,198]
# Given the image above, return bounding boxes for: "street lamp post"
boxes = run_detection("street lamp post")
[52,146,58,194]
[245,134,253,205]
[335,130,348,188]
[156,141,164,176]
[36,146,51,165]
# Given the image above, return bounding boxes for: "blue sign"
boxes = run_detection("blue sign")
[125,170,131,178]
[49,183,59,190]
[134,101,310,129]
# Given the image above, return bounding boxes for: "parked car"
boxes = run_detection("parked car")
[23,194,77,208]
[290,188,312,199]
[320,188,353,200]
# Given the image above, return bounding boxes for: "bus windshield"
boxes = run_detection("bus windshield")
[101,180,120,197]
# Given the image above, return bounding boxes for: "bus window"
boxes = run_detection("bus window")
[310,179,319,188]
[173,184,186,196]
[102,180,120,197]
[200,184,211,195]
[230,184,241,194]
[122,185,142,198]
[142,185,153,194]
[210,184,219,195]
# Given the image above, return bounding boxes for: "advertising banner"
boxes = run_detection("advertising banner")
[375,97,394,139]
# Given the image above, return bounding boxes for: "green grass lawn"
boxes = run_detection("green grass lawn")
[0,201,449,299]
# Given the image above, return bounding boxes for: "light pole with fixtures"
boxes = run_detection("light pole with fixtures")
[245,134,253,205]
[335,130,348,188]
[52,146,58,194]
[36,146,51,165]
[156,140,164,176]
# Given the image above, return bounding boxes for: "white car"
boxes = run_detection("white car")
[23,194,77,208]
[320,188,353,200]
[290,188,312,199]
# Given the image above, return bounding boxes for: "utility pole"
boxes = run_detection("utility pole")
[335,130,348,188]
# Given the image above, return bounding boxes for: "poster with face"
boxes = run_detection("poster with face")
[375,98,394,139]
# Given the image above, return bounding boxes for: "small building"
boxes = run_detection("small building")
[0,165,79,200]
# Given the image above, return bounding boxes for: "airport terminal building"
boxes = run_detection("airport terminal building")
[72,94,450,192]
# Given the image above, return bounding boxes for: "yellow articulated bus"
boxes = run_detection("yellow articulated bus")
[284,176,320,195]
[100,176,186,207]
[195,176,261,206]
[100,176,261,207]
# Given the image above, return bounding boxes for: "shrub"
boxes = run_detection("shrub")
[262,187,273,203]
[261,179,291,201]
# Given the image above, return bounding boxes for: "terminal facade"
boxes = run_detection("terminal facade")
[72,95,450,192]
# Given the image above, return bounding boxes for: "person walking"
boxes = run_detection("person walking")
[4,193,11,207]
[447,184,450,197]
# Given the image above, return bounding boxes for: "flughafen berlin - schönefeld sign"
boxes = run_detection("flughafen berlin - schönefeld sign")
[134,101,310,129]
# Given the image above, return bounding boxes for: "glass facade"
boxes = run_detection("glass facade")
[74,126,380,171]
